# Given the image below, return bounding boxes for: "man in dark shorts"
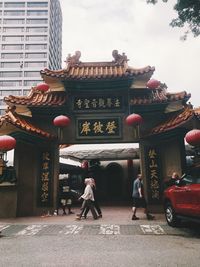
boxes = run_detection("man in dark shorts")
[132,174,155,220]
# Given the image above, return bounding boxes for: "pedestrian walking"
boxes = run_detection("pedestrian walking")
[132,174,155,220]
[76,178,98,220]
[58,177,74,215]
[83,178,102,219]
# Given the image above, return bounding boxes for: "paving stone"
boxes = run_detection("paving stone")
[2,225,28,236]
[120,225,141,235]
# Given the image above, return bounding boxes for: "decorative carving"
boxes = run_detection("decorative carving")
[112,50,128,65]
[65,51,81,66]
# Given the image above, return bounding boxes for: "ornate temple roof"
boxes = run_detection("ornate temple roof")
[4,88,190,110]
[40,50,155,81]
[150,106,200,135]
[4,90,67,108]
[0,107,55,139]
[0,50,194,140]
[130,91,190,105]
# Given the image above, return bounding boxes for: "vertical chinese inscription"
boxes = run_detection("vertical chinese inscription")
[146,147,161,203]
[38,151,52,207]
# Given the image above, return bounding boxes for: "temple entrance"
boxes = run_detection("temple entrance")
[0,50,195,217]
[105,163,123,202]
[59,143,140,206]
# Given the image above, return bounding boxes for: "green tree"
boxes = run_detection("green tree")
[147,0,200,39]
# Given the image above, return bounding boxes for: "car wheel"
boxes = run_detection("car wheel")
[164,202,180,227]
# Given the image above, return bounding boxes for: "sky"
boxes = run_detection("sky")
[59,0,200,108]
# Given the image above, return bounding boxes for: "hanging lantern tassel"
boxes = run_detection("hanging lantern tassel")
[53,115,71,140]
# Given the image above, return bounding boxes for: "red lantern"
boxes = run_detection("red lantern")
[53,115,71,127]
[146,79,160,89]
[125,113,143,126]
[36,83,49,92]
[185,129,200,146]
[0,135,16,151]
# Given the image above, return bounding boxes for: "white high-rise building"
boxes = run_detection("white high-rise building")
[0,0,62,114]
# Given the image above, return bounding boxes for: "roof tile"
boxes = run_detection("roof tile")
[4,90,67,108]
[0,107,55,140]
[150,107,195,135]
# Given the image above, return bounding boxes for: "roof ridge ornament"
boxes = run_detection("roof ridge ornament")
[112,50,129,65]
[65,51,81,67]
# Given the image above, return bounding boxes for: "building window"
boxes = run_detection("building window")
[2,36,24,42]
[23,90,31,96]
[26,27,47,33]
[0,100,5,106]
[24,71,40,77]
[3,19,25,25]
[25,53,47,59]
[1,62,21,68]
[1,53,23,59]
[4,2,25,8]
[3,27,24,33]
[27,2,48,8]
[0,81,22,87]
[2,44,24,50]
[4,10,25,16]
[25,44,47,50]
[0,71,22,78]
[26,19,48,24]
[0,90,22,96]
[24,61,47,67]
[26,35,47,41]
[24,80,42,86]
[27,10,48,16]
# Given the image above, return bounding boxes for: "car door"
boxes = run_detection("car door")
[172,176,193,215]
[188,177,200,217]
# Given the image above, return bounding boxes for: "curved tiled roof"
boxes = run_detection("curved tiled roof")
[130,91,190,105]
[150,107,195,135]
[4,90,67,107]
[41,65,155,81]
[0,107,55,140]
[40,50,155,81]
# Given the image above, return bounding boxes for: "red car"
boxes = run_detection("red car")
[163,174,200,227]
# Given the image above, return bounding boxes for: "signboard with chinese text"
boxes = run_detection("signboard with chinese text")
[145,146,162,204]
[37,151,52,207]
[73,95,124,112]
[76,117,122,139]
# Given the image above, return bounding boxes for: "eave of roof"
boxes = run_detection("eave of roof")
[4,90,67,108]
[130,91,190,106]
[150,106,196,135]
[40,65,155,81]
[0,107,56,140]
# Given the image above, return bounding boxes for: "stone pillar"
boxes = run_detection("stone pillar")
[140,131,186,213]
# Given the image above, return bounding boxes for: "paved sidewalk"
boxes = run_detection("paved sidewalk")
[0,206,165,225]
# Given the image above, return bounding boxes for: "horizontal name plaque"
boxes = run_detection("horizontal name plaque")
[77,117,122,139]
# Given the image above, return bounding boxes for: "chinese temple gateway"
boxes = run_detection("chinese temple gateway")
[0,50,199,217]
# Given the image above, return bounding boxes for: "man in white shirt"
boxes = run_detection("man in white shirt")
[76,178,98,220]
